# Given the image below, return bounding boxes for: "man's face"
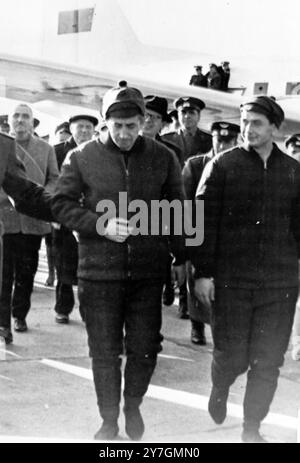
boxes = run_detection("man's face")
[178,107,200,131]
[209,65,218,75]
[0,123,9,134]
[70,119,95,145]
[142,109,163,139]
[56,129,70,143]
[212,135,237,155]
[106,115,144,151]
[240,109,276,149]
[11,104,33,141]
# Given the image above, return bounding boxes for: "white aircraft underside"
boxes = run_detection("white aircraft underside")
[0,0,299,139]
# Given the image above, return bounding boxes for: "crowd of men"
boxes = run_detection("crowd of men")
[189,61,231,91]
[0,82,299,444]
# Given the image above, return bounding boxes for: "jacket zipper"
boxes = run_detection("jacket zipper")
[122,155,131,278]
[259,159,268,279]
[262,159,267,225]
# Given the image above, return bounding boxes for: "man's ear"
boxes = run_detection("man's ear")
[272,124,280,138]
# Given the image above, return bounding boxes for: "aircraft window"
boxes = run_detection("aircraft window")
[286,82,300,95]
[253,82,269,95]
[58,8,94,34]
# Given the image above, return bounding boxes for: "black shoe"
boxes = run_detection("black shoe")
[124,403,145,441]
[162,285,175,306]
[241,427,268,443]
[0,327,13,344]
[55,314,69,324]
[14,319,27,332]
[191,321,206,345]
[94,421,119,440]
[208,386,229,425]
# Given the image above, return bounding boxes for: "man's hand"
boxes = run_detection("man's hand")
[194,277,215,309]
[173,264,186,287]
[104,217,134,243]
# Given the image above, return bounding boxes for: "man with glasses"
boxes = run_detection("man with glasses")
[143,95,183,164]
[142,95,184,307]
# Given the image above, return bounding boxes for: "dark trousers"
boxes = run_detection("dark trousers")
[53,227,78,316]
[0,233,42,327]
[54,281,75,316]
[179,280,187,306]
[187,262,210,324]
[211,286,297,425]
[78,278,164,421]
[164,253,173,289]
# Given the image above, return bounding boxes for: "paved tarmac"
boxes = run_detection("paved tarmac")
[0,244,299,444]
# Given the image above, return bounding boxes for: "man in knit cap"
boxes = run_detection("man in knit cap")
[52,81,186,441]
[191,96,300,443]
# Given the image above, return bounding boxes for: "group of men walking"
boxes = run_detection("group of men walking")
[0,80,299,444]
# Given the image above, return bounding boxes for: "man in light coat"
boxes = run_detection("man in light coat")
[0,131,54,343]
[0,104,58,337]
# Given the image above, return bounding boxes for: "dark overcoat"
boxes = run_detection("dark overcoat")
[53,136,78,284]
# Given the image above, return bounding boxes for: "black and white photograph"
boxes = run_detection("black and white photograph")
[0,0,299,447]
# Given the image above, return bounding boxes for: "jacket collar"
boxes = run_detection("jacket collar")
[100,132,144,155]
[241,142,282,162]
[65,136,77,150]
[179,127,198,137]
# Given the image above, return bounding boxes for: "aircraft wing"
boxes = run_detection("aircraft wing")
[0,52,241,130]
[0,52,299,138]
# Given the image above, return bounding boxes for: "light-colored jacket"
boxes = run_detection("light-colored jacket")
[0,135,59,235]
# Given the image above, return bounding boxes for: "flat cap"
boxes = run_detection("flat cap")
[69,114,98,126]
[211,121,240,139]
[285,133,300,148]
[55,121,71,135]
[240,96,285,128]
[102,80,145,119]
[144,95,171,122]
[174,96,205,112]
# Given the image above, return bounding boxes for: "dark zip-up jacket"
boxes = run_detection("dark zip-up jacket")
[191,144,300,289]
[182,151,214,201]
[54,136,77,170]
[53,136,79,285]
[162,128,212,167]
[52,134,186,281]
[155,133,183,165]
